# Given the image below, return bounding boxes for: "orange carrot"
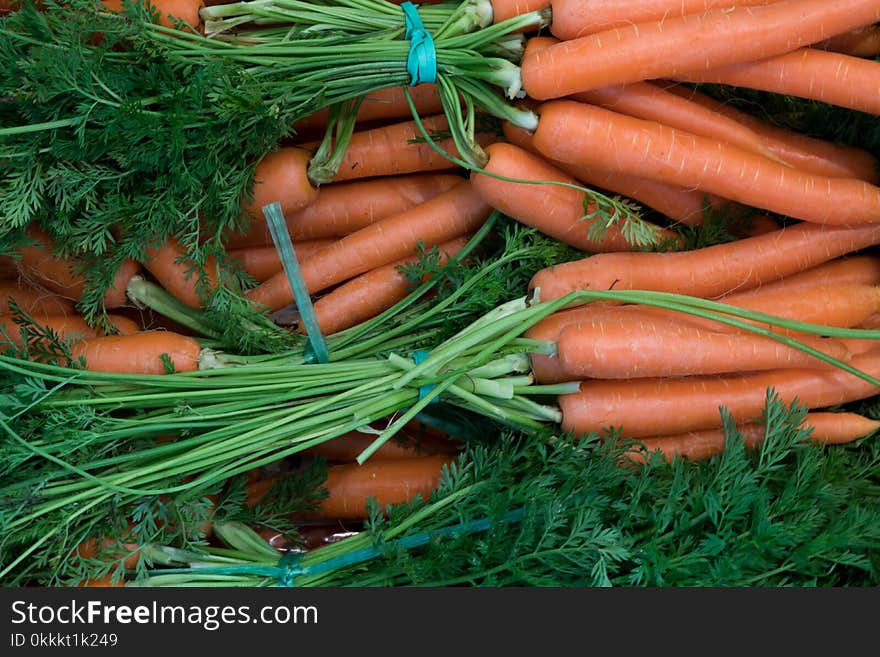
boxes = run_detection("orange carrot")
[292,84,443,133]
[102,0,202,29]
[244,146,319,219]
[662,82,880,183]
[225,173,463,248]
[471,142,679,252]
[0,282,76,316]
[523,34,777,164]
[524,0,880,99]
[311,236,469,335]
[246,180,491,311]
[530,221,880,303]
[676,48,880,117]
[74,535,141,572]
[1,313,140,348]
[548,0,773,40]
[308,456,453,520]
[816,25,880,58]
[555,315,851,380]
[489,0,550,24]
[531,99,880,225]
[629,411,880,464]
[228,239,335,283]
[721,255,880,299]
[300,115,496,183]
[559,348,880,439]
[503,120,732,227]
[15,227,139,308]
[142,237,219,310]
[70,330,202,374]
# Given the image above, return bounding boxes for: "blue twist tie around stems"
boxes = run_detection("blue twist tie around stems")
[276,552,305,587]
[262,202,330,364]
[412,349,439,403]
[401,1,437,86]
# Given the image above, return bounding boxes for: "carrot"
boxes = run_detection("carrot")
[734,214,781,238]
[470,142,679,252]
[722,255,880,299]
[70,330,202,374]
[308,455,453,520]
[816,25,880,58]
[675,47,880,117]
[292,84,443,133]
[228,239,335,283]
[524,0,880,99]
[662,82,880,183]
[246,180,491,311]
[0,282,76,316]
[244,146,319,219]
[1,313,140,348]
[15,227,139,308]
[489,0,549,23]
[73,535,141,572]
[530,220,880,303]
[558,348,880,438]
[300,114,496,183]
[629,412,880,464]
[142,237,220,309]
[503,115,735,227]
[524,33,779,164]
[224,173,464,248]
[555,315,851,380]
[531,99,880,225]
[311,236,469,335]
[548,0,773,40]
[102,0,203,29]
[300,426,459,463]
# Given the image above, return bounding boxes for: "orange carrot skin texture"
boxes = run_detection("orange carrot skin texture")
[244,147,319,218]
[16,227,140,308]
[548,0,772,40]
[524,0,880,99]
[0,283,76,316]
[102,0,202,29]
[228,239,335,283]
[142,237,219,309]
[556,316,851,380]
[312,236,468,335]
[559,349,880,439]
[246,180,491,310]
[310,455,453,520]
[292,84,443,133]
[491,0,549,23]
[532,100,880,225]
[225,173,463,248]
[631,412,880,463]
[71,330,202,374]
[662,83,880,183]
[530,221,880,303]
[301,115,495,183]
[517,37,770,162]
[471,142,680,251]
[816,25,880,58]
[1,313,139,348]
[676,48,880,117]
[503,120,726,227]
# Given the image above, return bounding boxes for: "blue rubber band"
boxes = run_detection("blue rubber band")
[401,1,437,86]
[411,349,439,403]
[262,202,330,364]
[276,552,304,587]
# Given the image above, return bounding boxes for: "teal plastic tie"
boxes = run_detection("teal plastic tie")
[411,349,438,404]
[262,201,329,364]
[276,552,305,587]
[401,1,437,86]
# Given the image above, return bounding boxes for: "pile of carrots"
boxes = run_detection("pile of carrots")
[5,0,880,580]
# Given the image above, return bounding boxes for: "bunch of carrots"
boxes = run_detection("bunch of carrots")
[4,0,880,585]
